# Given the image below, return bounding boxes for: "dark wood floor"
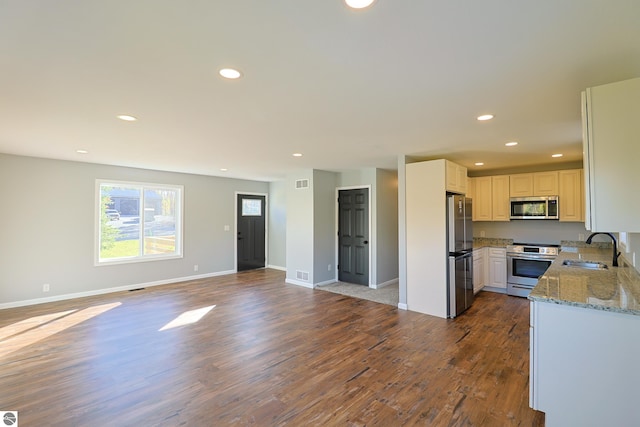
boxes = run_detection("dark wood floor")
[0,269,544,426]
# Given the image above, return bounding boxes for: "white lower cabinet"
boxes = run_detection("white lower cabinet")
[530,301,640,426]
[472,248,485,293]
[473,247,506,293]
[487,248,507,290]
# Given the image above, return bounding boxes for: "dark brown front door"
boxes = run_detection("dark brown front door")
[237,194,266,272]
[338,188,369,285]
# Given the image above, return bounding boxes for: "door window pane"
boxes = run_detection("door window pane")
[242,199,261,216]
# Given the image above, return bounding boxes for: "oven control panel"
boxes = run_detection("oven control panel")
[506,245,559,256]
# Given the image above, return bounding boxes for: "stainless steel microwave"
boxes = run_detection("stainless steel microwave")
[510,196,559,220]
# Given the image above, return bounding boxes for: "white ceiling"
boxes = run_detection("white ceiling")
[1,1,639,181]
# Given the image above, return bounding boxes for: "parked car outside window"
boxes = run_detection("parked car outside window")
[105,209,120,220]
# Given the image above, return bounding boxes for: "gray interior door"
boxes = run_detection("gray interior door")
[338,188,369,285]
[237,194,266,272]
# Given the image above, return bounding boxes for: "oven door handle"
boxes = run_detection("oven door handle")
[507,254,556,261]
[510,284,534,289]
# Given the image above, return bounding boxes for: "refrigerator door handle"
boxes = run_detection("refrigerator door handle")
[448,256,456,318]
[447,196,455,252]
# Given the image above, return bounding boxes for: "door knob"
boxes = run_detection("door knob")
[363,240,368,244]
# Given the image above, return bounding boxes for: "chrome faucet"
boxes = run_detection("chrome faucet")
[585,232,620,267]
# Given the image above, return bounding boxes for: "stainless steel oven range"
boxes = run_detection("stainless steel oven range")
[506,243,559,297]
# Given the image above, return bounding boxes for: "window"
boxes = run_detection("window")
[96,180,183,264]
[242,198,262,216]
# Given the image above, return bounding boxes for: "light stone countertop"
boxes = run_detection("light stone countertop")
[528,247,640,316]
[473,237,513,249]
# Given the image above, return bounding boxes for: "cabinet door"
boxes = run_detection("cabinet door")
[472,177,492,221]
[467,177,475,201]
[457,165,468,194]
[510,174,533,197]
[559,169,584,222]
[473,248,485,293]
[445,161,467,194]
[533,171,559,196]
[488,255,507,288]
[491,176,510,221]
[583,77,640,231]
[483,250,490,286]
[445,161,458,192]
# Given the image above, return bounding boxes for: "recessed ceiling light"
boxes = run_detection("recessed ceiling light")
[117,115,137,121]
[475,162,484,166]
[292,153,303,157]
[505,141,518,147]
[76,149,89,154]
[477,114,494,121]
[220,168,228,172]
[552,153,563,158]
[219,68,242,79]
[345,0,375,9]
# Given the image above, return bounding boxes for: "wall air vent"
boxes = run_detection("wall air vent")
[295,179,309,190]
[296,270,310,281]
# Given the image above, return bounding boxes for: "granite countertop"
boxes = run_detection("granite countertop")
[529,247,640,316]
[473,237,513,249]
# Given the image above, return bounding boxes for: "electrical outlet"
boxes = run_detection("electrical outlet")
[224,225,230,231]
[480,230,486,237]
[578,233,585,241]
[43,283,50,292]
[194,264,199,272]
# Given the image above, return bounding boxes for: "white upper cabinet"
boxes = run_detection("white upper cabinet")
[510,173,533,197]
[582,77,640,232]
[491,175,510,221]
[510,172,558,197]
[445,160,467,194]
[558,169,584,222]
[533,171,558,196]
[471,176,492,221]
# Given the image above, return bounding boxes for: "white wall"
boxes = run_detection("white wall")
[313,170,337,285]
[397,155,408,308]
[285,170,314,286]
[0,154,269,307]
[268,180,286,269]
[376,169,399,285]
[406,160,448,318]
[337,169,376,188]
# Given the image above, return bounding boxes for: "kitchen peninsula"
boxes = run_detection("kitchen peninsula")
[528,246,640,427]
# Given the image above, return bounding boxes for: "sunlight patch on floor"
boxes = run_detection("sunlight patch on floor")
[159,305,216,331]
[0,302,122,360]
[0,309,77,341]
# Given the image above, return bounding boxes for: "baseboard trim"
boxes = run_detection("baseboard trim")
[397,303,408,310]
[285,278,314,289]
[0,270,236,310]
[371,277,399,290]
[267,264,286,271]
[314,279,336,287]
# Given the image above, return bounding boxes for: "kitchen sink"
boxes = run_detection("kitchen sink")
[562,259,608,270]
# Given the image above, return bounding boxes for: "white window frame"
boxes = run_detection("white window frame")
[95,179,184,266]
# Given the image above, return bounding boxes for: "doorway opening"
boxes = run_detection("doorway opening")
[236,193,267,272]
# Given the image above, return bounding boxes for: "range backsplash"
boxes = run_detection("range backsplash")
[473,221,589,245]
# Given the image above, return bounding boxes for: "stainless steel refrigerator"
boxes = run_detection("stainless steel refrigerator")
[447,194,474,318]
